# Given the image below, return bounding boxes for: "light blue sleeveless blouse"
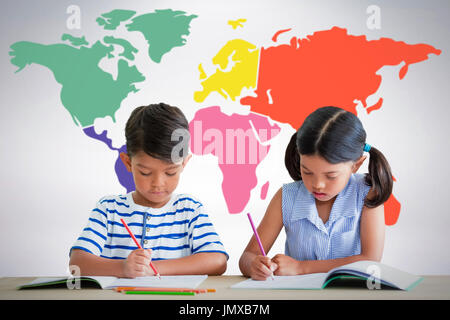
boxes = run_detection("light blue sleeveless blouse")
[281,173,371,261]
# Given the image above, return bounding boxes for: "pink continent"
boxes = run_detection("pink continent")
[189,106,280,213]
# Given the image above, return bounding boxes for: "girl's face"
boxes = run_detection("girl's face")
[299,154,366,203]
[120,151,191,208]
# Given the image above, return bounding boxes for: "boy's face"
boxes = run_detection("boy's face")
[299,154,366,203]
[120,151,191,208]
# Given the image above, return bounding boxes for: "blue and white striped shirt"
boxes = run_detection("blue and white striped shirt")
[281,173,371,261]
[71,193,228,261]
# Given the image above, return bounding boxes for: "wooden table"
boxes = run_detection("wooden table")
[1,275,449,300]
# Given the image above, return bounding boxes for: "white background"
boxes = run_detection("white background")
[1,0,449,276]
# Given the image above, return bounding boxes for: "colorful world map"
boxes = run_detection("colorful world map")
[9,9,441,225]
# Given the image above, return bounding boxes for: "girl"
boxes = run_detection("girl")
[239,106,392,280]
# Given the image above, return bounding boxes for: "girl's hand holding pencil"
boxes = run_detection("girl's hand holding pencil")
[246,213,277,280]
[271,254,308,276]
[249,255,278,281]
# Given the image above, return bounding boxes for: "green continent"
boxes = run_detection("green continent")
[61,34,89,46]
[9,40,145,127]
[125,9,198,63]
[103,36,138,60]
[96,9,136,30]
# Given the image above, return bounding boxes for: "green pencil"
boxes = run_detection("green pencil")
[123,290,195,295]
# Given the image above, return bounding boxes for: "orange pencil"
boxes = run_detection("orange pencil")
[120,218,161,279]
[114,287,215,293]
[115,287,195,293]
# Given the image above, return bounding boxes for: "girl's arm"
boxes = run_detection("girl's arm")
[239,188,284,279]
[273,194,385,275]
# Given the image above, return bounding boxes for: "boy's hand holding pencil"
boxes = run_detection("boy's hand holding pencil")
[120,218,161,279]
[122,248,155,278]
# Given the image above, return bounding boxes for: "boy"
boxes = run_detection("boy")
[69,103,228,277]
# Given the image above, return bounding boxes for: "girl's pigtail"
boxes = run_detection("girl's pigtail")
[364,146,393,208]
[285,132,302,181]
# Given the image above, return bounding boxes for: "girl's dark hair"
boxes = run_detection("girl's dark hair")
[285,106,392,208]
[125,102,190,163]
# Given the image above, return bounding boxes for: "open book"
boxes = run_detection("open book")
[232,261,423,291]
[18,275,208,290]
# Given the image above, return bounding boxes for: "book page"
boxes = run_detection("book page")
[231,273,328,290]
[19,277,68,289]
[22,277,70,287]
[19,275,208,290]
[18,276,117,289]
[328,260,423,290]
[106,275,208,289]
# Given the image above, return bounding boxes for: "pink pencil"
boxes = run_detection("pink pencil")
[247,213,274,280]
[120,218,161,279]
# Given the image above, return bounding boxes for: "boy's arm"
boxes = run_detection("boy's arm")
[152,252,227,275]
[69,249,126,277]
[70,248,227,277]
[70,248,155,278]
[70,249,226,277]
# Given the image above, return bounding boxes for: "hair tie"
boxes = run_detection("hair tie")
[364,143,372,152]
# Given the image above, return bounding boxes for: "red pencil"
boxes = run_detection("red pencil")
[120,218,161,279]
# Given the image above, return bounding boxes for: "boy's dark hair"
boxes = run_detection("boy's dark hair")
[285,106,393,208]
[125,102,190,163]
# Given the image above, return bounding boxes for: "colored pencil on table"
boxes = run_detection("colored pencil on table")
[114,287,215,294]
[120,218,161,279]
[246,213,274,280]
[122,290,195,295]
